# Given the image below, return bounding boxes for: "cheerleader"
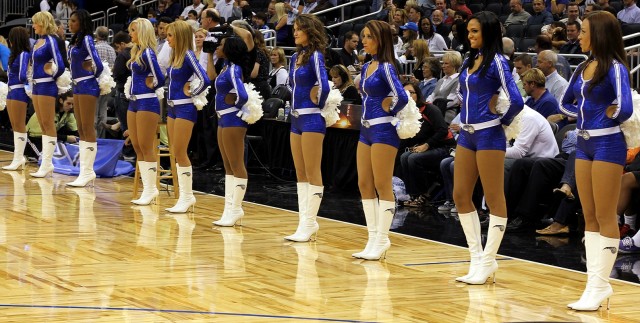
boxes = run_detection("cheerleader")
[66,9,103,187]
[211,36,251,226]
[454,12,523,284]
[352,20,408,261]
[29,11,68,178]
[283,14,330,242]
[127,18,165,205]
[561,11,633,311]
[165,20,210,213]
[2,27,31,171]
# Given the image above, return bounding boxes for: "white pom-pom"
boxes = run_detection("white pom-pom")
[98,62,116,95]
[26,65,33,98]
[56,69,72,94]
[621,90,640,149]
[393,92,421,139]
[0,82,8,111]
[322,81,342,127]
[503,105,526,141]
[190,78,210,110]
[495,89,510,115]
[237,83,263,124]
[124,76,132,100]
[155,87,164,100]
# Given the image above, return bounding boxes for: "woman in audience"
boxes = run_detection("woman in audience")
[454,11,523,285]
[329,65,361,104]
[128,18,165,205]
[547,21,567,51]
[211,37,251,226]
[425,51,461,121]
[560,11,633,311]
[417,57,440,99]
[274,3,289,46]
[66,9,104,187]
[194,28,209,69]
[392,8,407,26]
[249,31,271,100]
[450,20,469,55]
[418,16,448,52]
[268,47,288,88]
[406,39,431,82]
[352,20,408,260]
[400,23,418,55]
[164,20,210,213]
[29,11,68,178]
[283,14,330,242]
[2,27,31,171]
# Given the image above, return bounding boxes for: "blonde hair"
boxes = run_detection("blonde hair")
[412,39,430,67]
[0,36,7,46]
[203,0,214,7]
[32,11,58,35]
[128,18,158,69]
[168,20,194,67]
[270,47,286,67]
[442,51,462,70]
[275,3,286,21]
[195,28,208,37]
[521,68,546,87]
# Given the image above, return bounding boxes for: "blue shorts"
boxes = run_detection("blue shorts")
[290,113,325,135]
[576,132,627,166]
[128,98,160,114]
[72,78,100,97]
[218,112,247,128]
[7,88,29,103]
[457,125,507,151]
[32,82,58,97]
[167,103,197,123]
[359,122,400,148]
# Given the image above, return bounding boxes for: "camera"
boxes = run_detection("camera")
[203,25,234,54]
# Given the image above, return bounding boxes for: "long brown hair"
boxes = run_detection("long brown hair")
[294,14,327,65]
[8,27,31,65]
[363,20,396,66]
[577,11,628,93]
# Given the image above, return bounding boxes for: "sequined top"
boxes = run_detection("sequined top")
[68,35,103,80]
[288,50,329,110]
[458,55,524,126]
[359,58,408,119]
[31,35,66,80]
[167,50,210,101]
[129,47,165,95]
[8,52,30,87]
[215,62,248,111]
[560,60,633,130]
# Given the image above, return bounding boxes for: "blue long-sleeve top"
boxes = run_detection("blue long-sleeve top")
[214,61,248,111]
[360,58,408,119]
[560,59,633,129]
[167,50,210,100]
[8,51,30,87]
[289,49,329,110]
[129,47,165,95]
[458,55,524,126]
[31,35,66,80]
[68,35,104,79]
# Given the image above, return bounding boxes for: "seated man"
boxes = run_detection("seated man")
[536,49,569,102]
[522,68,559,118]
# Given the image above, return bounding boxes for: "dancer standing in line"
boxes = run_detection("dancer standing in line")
[283,14,330,242]
[164,20,210,213]
[210,37,250,226]
[560,11,632,311]
[454,11,523,284]
[29,11,68,178]
[127,18,165,205]
[66,9,103,187]
[352,20,408,261]
[2,27,31,171]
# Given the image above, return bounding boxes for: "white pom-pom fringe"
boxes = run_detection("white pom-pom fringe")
[190,78,210,110]
[393,92,421,139]
[56,69,72,94]
[0,82,8,111]
[237,83,263,124]
[26,65,33,98]
[495,88,509,116]
[124,76,132,100]
[98,63,116,95]
[155,87,164,100]
[621,90,640,149]
[503,105,526,141]
[322,81,342,127]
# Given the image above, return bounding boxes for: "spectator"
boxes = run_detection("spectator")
[41,0,51,12]
[503,37,516,70]
[559,21,583,65]
[417,57,440,99]
[27,91,78,145]
[267,1,277,25]
[419,17,448,51]
[513,54,532,97]
[284,0,302,34]
[560,2,581,24]
[392,9,409,25]
[431,10,450,40]
[400,22,419,55]
[253,12,269,30]
[194,28,209,69]
[618,172,640,252]
[546,21,567,51]
[505,0,531,27]
[598,0,611,10]
[506,106,559,163]
[435,0,449,22]
[450,20,468,54]
[618,0,640,23]
[111,31,133,139]
[330,65,361,104]
[113,0,132,26]
[546,0,568,16]
[426,51,461,122]
[406,39,431,82]
[527,0,554,26]
[56,0,73,21]
[94,26,117,139]
[406,4,422,23]
[187,10,199,21]
[337,31,359,68]
[522,68,559,118]
[180,0,205,19]
[54,19,69,51]
[250,32,272,100]
[161,0,184,20]
[301,0,318,13]
[537,50,569,103]
[445,0,471,24]
[268,47,288,88]
[275,3,289,46]
[534,35,572,79]
[584,3,602,15]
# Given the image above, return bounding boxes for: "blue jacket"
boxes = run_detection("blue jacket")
[360,59,408,119]
[68,35,104,79]
[215,62,248,111]
[8,51,30,87]
[168,50,210,101]
[289,50,330,110]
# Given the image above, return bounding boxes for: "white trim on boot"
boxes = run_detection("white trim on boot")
[352,198,378,258]
[362,199,395,260]
[465,214,506,284]
[67,141,98,187]
[3,132,27,171]
[568,231,600,309]
[456,210,483,282]
[30,135,57,178]
[214,177,247,226]
[285,184,322,242]
[132,161,159,205]
[166,165,196,213]
[572,235,618,311]
[213,175,236,225]
[284,182,309,240]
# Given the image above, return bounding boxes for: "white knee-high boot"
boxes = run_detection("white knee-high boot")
[456,210,483,282]
[284,182,309,240]
[214,177,247,226]
[568,232,600,308]
[166,165,196,213]
[465,215,506,284]
[30,135,56,178]
[352,199,378,258]
[214,175,235,223]
[572,235,618,311]
[132,161,159,205]
[285,184,322,242]
[362,200,395,260]
[3,132,27,170]
[68,141,97,187]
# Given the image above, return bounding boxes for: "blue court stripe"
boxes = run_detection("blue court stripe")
[404,258,513,267]
[0,304,375,322]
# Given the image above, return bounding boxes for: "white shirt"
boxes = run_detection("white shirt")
[426,33,448,52]
[56,2,72,21]
[545,70,569,104]
[158,41,172,75]
[269,66,288,86]
[426,72,459,108]
[180,3,205,19]
[216,0,241,21]
[506,106,559,159]
[40,0,50,12]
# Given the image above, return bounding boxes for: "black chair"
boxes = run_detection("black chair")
[506,24,526,38]
[485,3,503,16]
[525,24,543,37]
[469,3,484,13]
[502,2,511,14]
[517,37,536,52]
[610,1,623,13]
[262,98,285,118]
[352,5,368,23]
[338,22,354,37]
[469,0,484,5]
[523,3,534,15]
[354,23,365,36]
